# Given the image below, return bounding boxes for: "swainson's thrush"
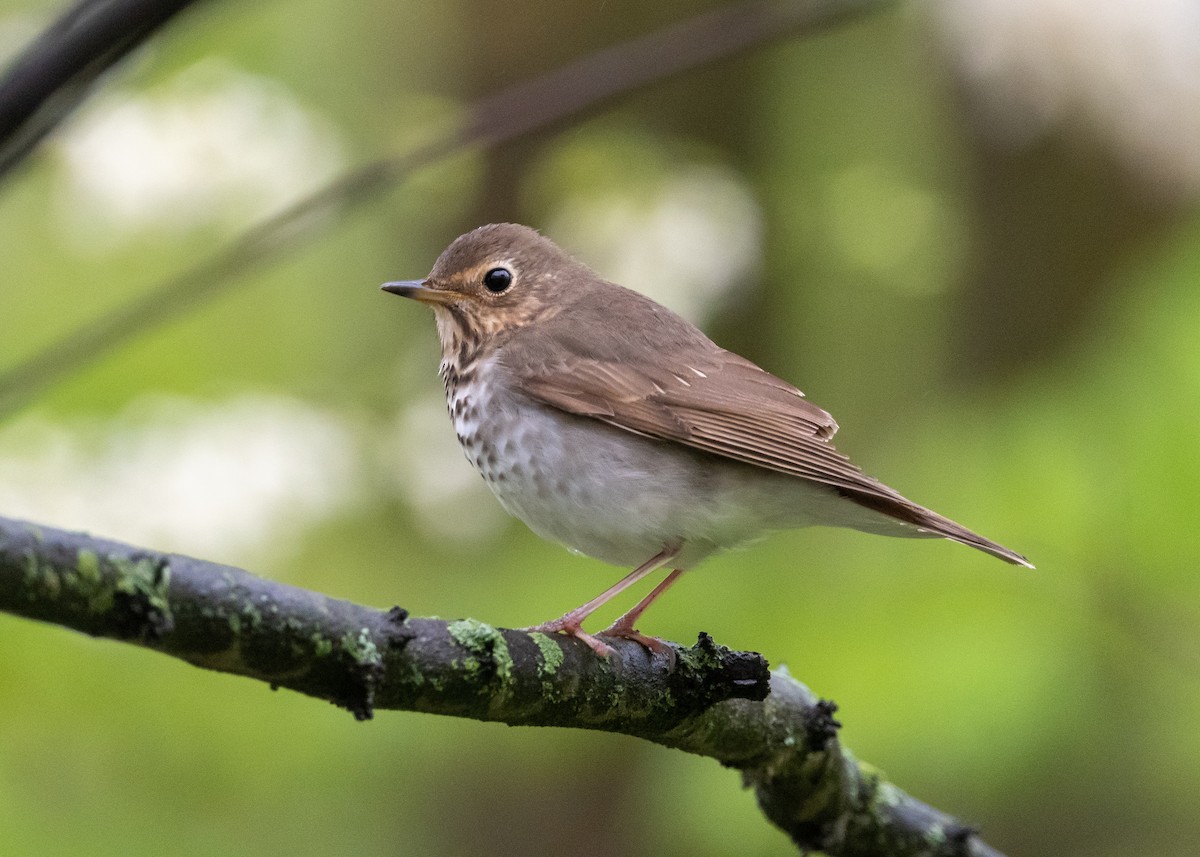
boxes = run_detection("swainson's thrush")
[384,223,1031,656]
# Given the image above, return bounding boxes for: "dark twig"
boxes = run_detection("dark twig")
[0,0,887,419]
[0,513,1004,857]
[0,0,203,179]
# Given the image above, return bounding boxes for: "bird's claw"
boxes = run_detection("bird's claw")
[525,618,676,661]
[523,617,616,658]
[598,621,677,667]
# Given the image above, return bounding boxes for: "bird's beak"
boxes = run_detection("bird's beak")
[380,280,459,305]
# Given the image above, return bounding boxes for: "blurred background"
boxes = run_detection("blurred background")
[1,0,1198,854]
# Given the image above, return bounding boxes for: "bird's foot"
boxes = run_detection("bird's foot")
[523,616,674,660]
[524,616,615,658]
[599,619,676,666]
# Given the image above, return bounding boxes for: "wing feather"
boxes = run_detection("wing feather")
[515,352,899,498]
[512,351,1032,567]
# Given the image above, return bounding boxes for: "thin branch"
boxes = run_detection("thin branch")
[0,513,1004,857]
[0,0,889,419]
[0,0,203,179]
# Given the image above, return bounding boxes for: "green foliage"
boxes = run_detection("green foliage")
[1,2,1198,856]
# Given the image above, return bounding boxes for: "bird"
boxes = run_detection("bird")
[382,223,1031,657]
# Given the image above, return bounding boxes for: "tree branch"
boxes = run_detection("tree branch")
[0,513,1004,857]
[0,0,203,180]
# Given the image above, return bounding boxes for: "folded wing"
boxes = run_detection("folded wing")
[515,349,1032,567]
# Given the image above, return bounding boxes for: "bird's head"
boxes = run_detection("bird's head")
[382,223,587,358]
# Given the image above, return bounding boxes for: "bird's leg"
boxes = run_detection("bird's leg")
[525,545,680,657]
[599,568,685,656]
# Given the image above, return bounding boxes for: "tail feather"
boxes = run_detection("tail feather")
[837,487,1034,568]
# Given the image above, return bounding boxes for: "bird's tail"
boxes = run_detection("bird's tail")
[838,486,1034,568]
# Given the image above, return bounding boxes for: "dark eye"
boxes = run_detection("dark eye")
[482,267,513,293]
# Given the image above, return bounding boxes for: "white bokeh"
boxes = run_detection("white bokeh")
[936,0,1200,196]
[547,163,763,326]
[54,59,345,242]
[0,395,360,568]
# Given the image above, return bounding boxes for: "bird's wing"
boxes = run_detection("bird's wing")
[512,349,896,498]
[513,350,1032,566]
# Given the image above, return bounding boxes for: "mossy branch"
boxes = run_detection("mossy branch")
[0,514,1003,857]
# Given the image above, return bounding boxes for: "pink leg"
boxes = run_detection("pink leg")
[525,545,680,657]
[601,568,685,655]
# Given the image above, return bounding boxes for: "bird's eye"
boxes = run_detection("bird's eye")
[482,267,513,293]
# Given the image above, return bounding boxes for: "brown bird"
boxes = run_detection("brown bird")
[383,223,1031,656]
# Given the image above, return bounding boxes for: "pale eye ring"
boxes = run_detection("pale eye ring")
[482,267,513,293]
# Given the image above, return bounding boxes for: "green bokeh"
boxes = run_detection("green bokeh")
[1,2,1198,856]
